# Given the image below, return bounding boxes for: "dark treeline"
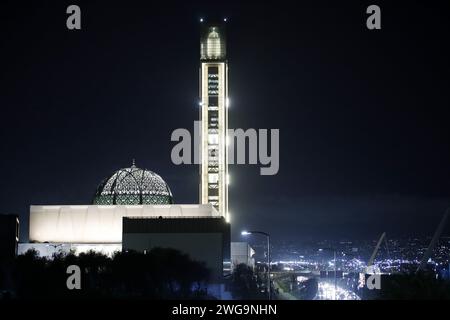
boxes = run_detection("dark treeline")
[4,250,447,300]
[0,248,211,300]
[229,263,267,300]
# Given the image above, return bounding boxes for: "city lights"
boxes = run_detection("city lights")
[315,282,360,300]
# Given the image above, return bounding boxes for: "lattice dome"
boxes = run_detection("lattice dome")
[93,161,173,205]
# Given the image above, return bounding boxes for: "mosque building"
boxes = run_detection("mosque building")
[16,19,254,283]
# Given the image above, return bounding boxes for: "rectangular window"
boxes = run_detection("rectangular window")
[208,173,219,184]
[208,188,219,196]
[208,134,219,145]
[208,67,219,98]
[208,96,218,106]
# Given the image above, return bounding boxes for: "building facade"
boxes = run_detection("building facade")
[19,163,222,257]
[231,242,255,270]
[28,204,220,244]
[123,216,231,281]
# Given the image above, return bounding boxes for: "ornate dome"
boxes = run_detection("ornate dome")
[93,161,173,205]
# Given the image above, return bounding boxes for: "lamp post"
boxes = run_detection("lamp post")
[242,230,271,300]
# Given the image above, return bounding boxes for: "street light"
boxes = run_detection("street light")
[241,230,271,300]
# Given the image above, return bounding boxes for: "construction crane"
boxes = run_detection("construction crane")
[367,232,387,272]
[416,208,450,273]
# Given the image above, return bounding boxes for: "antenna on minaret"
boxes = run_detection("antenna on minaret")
[132,158,136,167]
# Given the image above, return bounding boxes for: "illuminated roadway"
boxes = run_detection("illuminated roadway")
[272,271,361,300]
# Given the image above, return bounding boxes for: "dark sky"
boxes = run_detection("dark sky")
[1,0,449,242]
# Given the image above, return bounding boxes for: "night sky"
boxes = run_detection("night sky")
[1,0,449,242]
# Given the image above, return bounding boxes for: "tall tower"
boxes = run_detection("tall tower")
[199,20,228,220]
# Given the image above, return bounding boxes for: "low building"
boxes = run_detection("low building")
[231,242,255,270]
[18,164,226,259]
[19,204,221,256]
[122,216,231,282]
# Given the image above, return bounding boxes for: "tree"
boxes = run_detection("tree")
[5,247,212,300]
[229,263,265,299]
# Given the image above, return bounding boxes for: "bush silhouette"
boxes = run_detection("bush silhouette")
[1,248,211,300]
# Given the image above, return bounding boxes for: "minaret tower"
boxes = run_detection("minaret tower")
[199,19,229,220]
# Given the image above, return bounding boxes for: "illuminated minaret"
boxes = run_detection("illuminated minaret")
[199,20,228,220]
